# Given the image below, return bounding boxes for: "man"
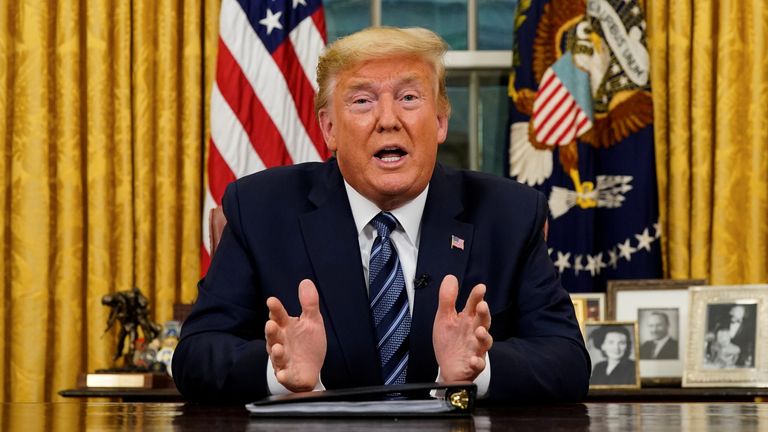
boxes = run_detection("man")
[727,305,755,367]
[639,311,678,360]
[172,27,590,404]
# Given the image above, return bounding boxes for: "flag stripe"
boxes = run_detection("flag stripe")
[542,100,576,143]
[532,71,558,116]
[289,13,326,92]
[207,138,238,203]
[210,83,267,176]
[576,115,591,135]
[534,85,567,123]
[272,41,327,159]
[214,42,292,167]
[539,99,571,142]
[310,6,327,40]
[550,106,580,145]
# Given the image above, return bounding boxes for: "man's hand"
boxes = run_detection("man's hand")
[433,275,493,382]
[265,279,327,392]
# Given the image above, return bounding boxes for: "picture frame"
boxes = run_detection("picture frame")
[683,284,768,388]
[607,279,705,385]
[570,293,606,322]
[606,279,706,320]
[584,321,641,389]
[571,297,587,330]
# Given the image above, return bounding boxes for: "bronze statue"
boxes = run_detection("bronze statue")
[102,287,162,369]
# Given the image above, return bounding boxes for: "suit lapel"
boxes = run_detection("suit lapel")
[299,162,381,387]
[409,164,474,383]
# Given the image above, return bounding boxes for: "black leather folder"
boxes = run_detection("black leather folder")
[245,382,477,417]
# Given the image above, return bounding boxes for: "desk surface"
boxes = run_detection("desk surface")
[59,385,768,403]
[2,402,767,431]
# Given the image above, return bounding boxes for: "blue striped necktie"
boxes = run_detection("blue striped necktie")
[368,212,410,385]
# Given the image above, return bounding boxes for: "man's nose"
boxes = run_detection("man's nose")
[376,95,401,132]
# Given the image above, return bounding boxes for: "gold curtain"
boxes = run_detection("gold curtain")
[648,0,768,284]
[0,0,220,402]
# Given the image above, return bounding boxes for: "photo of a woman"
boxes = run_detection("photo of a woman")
[586,323,639,387]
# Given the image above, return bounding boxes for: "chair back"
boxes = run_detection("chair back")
[209,206,227,256]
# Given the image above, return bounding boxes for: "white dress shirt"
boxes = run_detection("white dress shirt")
[652,335,671,359]
[267,181,490,397]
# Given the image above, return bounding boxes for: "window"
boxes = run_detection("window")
[324,0,517,176]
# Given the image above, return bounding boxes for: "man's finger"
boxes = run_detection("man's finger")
[267,297,290,325]
[298,279,321,319]
[437,274,459,316]
[463,284,486,315]
[475,326,493,352]
[265,320,281,354]
[469,355,486,373]
[275,369,289,386]
[271,343,287,369]
[473,300,491,329]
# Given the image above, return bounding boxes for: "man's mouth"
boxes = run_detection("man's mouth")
[374,147,407,163]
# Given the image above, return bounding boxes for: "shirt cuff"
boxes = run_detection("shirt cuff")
[266,356,325,395]
[435,352,491,399]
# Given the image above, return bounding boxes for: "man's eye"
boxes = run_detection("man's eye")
[352,98,371,104]
[402,94,418,102]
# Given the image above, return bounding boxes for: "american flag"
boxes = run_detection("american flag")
[450,235,464,251]
[202,0,332,273]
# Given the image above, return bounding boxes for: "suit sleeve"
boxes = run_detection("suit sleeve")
[486,191,591,402]
[172,182,270,404]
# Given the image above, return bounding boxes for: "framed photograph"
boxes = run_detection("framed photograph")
[570,293,605,322]
[571,298,587,330]
[607,279,705,384]
[683,285,768,388]
[584,321,641,389]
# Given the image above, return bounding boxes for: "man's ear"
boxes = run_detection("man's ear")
[318,108,336,152]
[436,113,448,145]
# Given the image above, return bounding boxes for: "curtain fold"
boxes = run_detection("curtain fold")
[50,0,86,402]
[0,1,210,402]
[83,0,135,379]
[649,0,768,285]
[7,1,56,404]
[0,1,8,404]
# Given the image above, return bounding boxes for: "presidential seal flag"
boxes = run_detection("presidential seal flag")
[507,0,661,292]
[202,0,332,273]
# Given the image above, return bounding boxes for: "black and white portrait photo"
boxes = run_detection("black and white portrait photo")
[638,308,679,360]
[586,323,639,388]
[704,303,757,369]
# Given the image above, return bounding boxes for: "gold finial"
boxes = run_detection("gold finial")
[449,389,470,410]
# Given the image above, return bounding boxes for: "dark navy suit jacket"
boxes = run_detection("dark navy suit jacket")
[172,159,590,404]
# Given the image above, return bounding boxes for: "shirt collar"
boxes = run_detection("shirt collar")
[343,181,429,244]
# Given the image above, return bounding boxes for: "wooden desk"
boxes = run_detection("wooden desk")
[3,402,767,431]
[587,387,768,402]
[59,385,768,404]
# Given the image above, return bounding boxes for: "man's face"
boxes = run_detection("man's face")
[318,56,448,210]
[647,314,669,340]
[730,306,745,324]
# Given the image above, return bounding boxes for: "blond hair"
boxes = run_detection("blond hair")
[314,26,451,118]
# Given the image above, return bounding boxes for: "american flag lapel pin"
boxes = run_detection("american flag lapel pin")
[451,235,465,250]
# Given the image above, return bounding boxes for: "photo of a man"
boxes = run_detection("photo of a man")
[704,303,757,368]
[638,309,679,360]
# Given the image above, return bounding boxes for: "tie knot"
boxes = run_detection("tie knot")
[372,212,397,238]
